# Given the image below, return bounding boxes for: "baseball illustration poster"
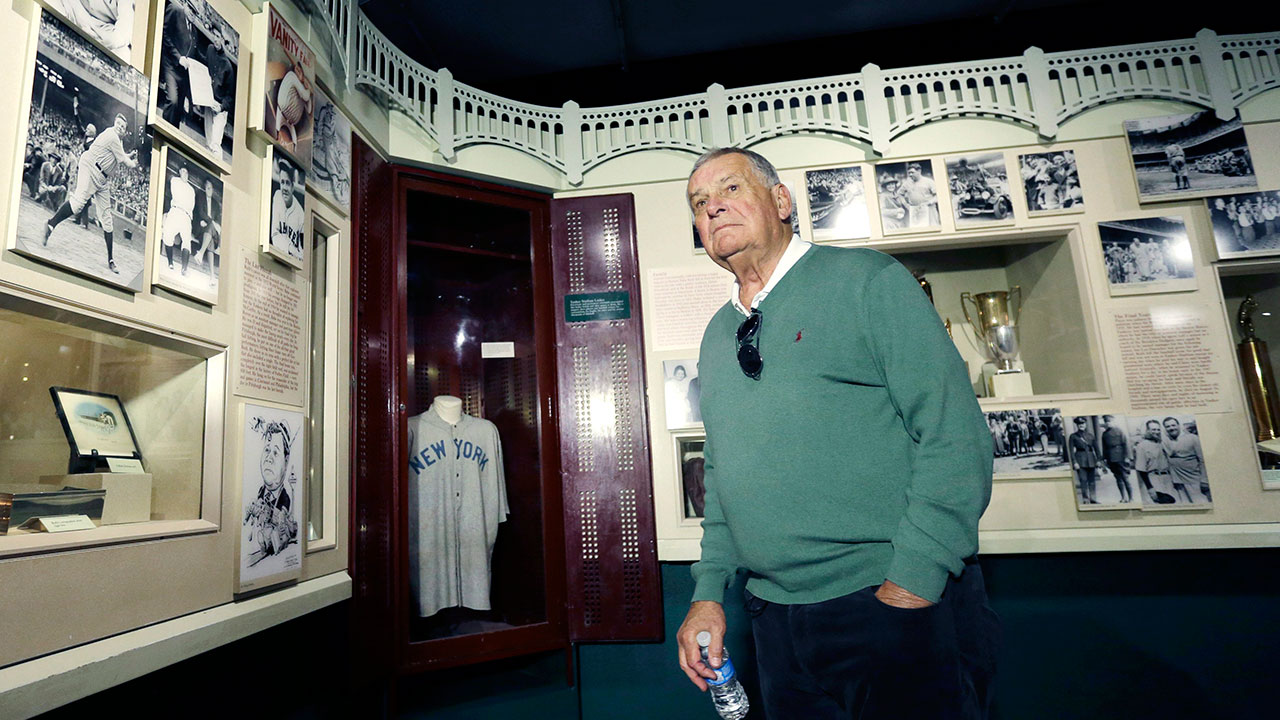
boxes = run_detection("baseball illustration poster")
[254,5,314,171]
[310,85,351,215]
[239,403,304,590]
[9,10,153,292]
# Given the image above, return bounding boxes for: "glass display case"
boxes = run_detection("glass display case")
[1217,258,1280,488]
[0,287,224,553]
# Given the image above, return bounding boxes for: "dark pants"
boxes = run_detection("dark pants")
[746,560,1000,719]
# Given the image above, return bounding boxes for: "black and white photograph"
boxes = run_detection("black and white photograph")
[1097,216,1196,296]
[11,11,152,293]
[1017,149,1083,215]
[693,181,799,252]
[1066,414,1140,510]
[986,408,1071,479]
[49,387,141,459]
[36,0,134,64]
[945,152,1013,228]
[663,360,702,429]
[675,433,706,519]
[263,150,306,269]
[805,165,869,241]
[1127,414,1212,510]
[149,0,239,172]
[1206,190,1280,260]
[1123,110,1257,202]
[875,160,941,234]
[152,144,221,304]
[310,86,351,215]
[240,404,304,589]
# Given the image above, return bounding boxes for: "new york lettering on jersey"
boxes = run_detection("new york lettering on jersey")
[408,437,491,475]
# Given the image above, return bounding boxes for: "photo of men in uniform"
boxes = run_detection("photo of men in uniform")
[1124,111,1256,201]
[1018,150,1083,214]
[985,408,1070,478]
[1097,216,1196,295]
[876,160,940,233]
[1207,191,1280,260]
[1066,415,1139,509]
[945,152,1013,227]
[805,165,869,241]
[39,0,134,63]
[14,12,151,292]
[266,153,306,266]
[311,87,352,215]
[240,405,303,585]
[154,145,221,303]
[153,0,238,165]
[261,6,315,170]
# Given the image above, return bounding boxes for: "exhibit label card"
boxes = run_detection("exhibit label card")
[565,291,630,322]
[106,458,145,473]
[1113,306,1232,414]
[27,515,96,533]
[234,253,308,406]
[647,268,734,351]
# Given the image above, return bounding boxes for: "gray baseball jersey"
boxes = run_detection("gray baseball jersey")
[407,408,509,617]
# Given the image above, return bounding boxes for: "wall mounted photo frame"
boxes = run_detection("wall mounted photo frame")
[237,402,305,592]
[34,0,134,65]
[49,387,144,472]
[944,151,1014,229]
[1126,413,1213,511]
[1065,414,1141,511]
[805,165,870,242]
[249,3,315,172]
[672,431,706,521]
[152,143,222,304]
[663,359,702,430]
[260,145,306,270]
[875,159,942,235]
[146,0,240,175]
[309,85,351,216]
[1123,110,1257,203]
[1097,215,1196,296]
[8,10,154,293]
[1016,149,1084,216]
[985,408,1071,480]
[1206,190,1280,261]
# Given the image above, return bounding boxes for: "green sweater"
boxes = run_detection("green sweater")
[691,245,992,605]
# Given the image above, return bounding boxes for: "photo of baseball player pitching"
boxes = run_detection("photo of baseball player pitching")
[14,12,152,292]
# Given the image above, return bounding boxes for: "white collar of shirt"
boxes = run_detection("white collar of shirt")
[731,234,811,316]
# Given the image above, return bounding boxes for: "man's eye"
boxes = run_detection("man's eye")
[693,199,706,209]
[727,184,738,192]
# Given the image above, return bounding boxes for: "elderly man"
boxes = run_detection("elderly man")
[676,148,998,718]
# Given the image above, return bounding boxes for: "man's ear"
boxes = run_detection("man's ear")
[775,183,793,223]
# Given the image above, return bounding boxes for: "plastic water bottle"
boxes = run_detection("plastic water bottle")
[697,631,750,719]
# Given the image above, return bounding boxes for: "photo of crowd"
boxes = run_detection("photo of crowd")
[876,160,941,233]
[15,12,152,292]
[1018,150,1083,214]
[1097,216,1196,295]
[985,408,1070,478]
[805,166,869,241]
[945,152,1012,227]
[1207,190,1280,259]
[1124,110,1257,201]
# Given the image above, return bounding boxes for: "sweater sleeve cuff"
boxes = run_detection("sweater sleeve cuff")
[884,546,951,604]
[691,571,732,604]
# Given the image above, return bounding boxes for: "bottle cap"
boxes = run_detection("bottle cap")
[696,631,711,647]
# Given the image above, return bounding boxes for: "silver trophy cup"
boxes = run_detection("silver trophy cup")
[961,287,1023,372]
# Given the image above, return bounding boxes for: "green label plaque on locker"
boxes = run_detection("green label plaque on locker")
[565,291,631,322]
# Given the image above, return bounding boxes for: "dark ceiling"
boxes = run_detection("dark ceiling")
[360,0,1277,107]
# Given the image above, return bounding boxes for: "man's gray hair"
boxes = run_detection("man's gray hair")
[690,147,781,188]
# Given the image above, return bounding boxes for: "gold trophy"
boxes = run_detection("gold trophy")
[961,287,1032,397]
[1237,295,1280,442]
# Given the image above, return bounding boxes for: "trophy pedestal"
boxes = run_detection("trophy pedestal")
[982,362,1033,398]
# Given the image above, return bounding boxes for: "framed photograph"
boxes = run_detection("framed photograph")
[1123,110,1257,203]
[693,181,799,252]
[663,359,702,430]
[1017,149,1084,215]
[1127,414,1212,510]
[251,4,315,171]
[805,166,870,241]
[147,0,239,174]
[1097,216,1196,296]
[875,160,941,235]
[239,403,304,591]
[310,85,352,215]
[945,152,1014,228]
[35,0,134,64]
[49,387,143,470]
[986,408,1071,479]
[1206,190,1280,260]
[1066,415,1141,510]
[152,144,221,304]
[261,147,306,269]
[8,11,153,293]
[673,431,706,520]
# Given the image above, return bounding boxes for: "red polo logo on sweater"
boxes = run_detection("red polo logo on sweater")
[795,329,803,342]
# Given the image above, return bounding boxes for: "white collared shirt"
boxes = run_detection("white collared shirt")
[731,234,812,316]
